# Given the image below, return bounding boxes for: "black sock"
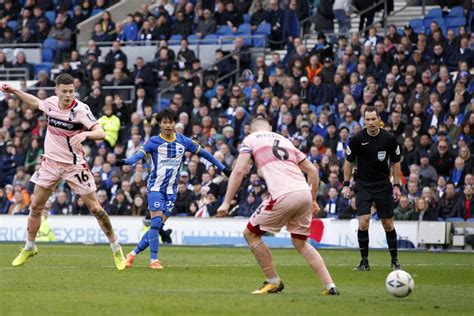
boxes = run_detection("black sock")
[357,229,369,261]
[386,229,398,261]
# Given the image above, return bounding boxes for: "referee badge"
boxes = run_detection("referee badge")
[377,151,386,161]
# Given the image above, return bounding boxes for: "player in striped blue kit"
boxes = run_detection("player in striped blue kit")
[116,109,231,269]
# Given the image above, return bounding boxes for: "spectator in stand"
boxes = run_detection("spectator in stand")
[13,52,35,80]
[48,14,72,61]
[393,195,416,220]
[324,187,347,218]
[71,5,87,28]
[439,183,462,220]
[195,9,217,38]
[430,139,455,178]
[172,10,192,38]
[237,191,261,217]
[314,0,335,34]
[131,57,155,97]
[109,190,132,216]
[72,196,89,215]
[414,197,438,221]
[51,191,73,215]
[457,184,473,220]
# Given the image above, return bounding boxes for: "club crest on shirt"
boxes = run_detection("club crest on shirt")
[177,147,184,154]
[377,151,386,161]
[153,201,161,209]
[69,110,77,121]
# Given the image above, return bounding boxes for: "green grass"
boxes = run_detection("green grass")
[0,244,473,316]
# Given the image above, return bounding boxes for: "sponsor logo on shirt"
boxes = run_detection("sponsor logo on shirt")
[48,117,84,131]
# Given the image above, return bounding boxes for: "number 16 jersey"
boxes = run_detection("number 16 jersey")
[239,131,310,199]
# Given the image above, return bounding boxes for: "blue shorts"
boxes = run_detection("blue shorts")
[148,191,176,218]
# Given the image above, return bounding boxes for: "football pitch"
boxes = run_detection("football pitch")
[0,244,473,316]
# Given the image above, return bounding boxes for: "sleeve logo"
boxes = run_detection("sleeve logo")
[87,112,97,122]
[396,145,400,156]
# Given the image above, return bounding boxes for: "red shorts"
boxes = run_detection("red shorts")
[31,157,97,195]
[248,190,313,239]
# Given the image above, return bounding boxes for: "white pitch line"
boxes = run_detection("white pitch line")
[1,263,473,271]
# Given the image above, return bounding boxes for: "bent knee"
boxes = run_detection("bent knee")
[244,228,258,242]
[291,238,306,251]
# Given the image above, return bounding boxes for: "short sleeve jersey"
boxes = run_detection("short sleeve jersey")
[39,97,99,164]
[240,131,310,199]
[345,128,401,184]
[141,133,201,194]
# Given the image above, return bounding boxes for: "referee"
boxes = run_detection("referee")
[342,106,402,271]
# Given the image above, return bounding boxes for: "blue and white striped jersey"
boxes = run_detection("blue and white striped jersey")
[141,133,200,194]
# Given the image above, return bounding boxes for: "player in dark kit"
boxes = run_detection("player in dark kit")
[342,106,402,271]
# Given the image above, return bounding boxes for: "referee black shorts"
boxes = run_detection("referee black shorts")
[354,181,394,219]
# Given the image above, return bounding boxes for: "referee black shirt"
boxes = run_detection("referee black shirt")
[346,128,401,185]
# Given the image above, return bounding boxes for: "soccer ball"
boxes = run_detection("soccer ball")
[385,270,415,298]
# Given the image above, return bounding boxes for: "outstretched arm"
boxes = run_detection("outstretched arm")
[216,153,252,217]
[197,148,231,176]
[116,150,147,166]
[1,83,40,109]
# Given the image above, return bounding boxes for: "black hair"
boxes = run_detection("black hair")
[156,109,178,123]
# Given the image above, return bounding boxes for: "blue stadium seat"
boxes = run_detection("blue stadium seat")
[7,20,17,30]
[446,217,465,222]
[252,33,267,48]
[160,98,171,109]
[45,11,56,25]
[409,18,424,33]
[34,62,52,77]
[91,9,103,17]
[204,34,218,44]
[187,34,200,44]
[467,218,474,222]
[169,34,182,43]
[256,22,271,35]
[426,7,443,19]
[243,14,251,24]
[216,25,233,36]
[445,16,466,28]
[448,6,464,18]
[237,23,252,34]
[42,49,54,62]
[43,38,57,50]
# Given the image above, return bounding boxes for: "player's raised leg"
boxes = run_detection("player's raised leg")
[80,191,126,271]
[243,227,284,294]
[354,214,371,271]
[12,184,52,267]
[125,214,169,268]
[291,237,339,295]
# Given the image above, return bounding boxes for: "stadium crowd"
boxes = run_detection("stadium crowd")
[0,0,473,221]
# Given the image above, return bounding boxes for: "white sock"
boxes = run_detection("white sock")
[150,259,159,263]
[130,251,137,256]
[266,275,281,285]
[24,240,35,251]
[325,283,336,290]
[110,241,121,253]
